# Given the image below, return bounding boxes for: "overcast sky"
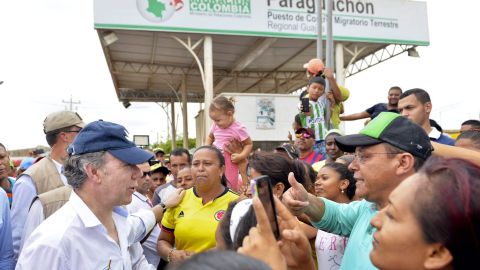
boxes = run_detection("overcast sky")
[1,0,479,151]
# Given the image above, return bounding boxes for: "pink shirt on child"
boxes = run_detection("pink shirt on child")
[210,120,250,150]
[210,120,250,192]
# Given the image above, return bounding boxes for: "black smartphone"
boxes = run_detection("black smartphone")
[252,175,280,240]
[301,97,310,113]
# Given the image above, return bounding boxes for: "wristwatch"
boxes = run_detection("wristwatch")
[159,202,167,213]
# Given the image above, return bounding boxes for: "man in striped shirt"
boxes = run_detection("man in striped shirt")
[295,128,324,165]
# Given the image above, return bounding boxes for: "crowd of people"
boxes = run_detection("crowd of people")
[1,58,480,270]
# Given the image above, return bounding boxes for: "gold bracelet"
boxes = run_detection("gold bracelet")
[167,249,175,263]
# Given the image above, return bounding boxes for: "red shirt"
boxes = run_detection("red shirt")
[300,151,324,165]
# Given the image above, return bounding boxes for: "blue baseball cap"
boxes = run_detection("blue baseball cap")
[19,157,35,170]
[67,120,153,165]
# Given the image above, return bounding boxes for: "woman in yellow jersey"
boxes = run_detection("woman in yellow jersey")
[157,146,239,264]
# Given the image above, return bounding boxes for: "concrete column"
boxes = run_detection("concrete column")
[171,101,176,149]
[326,0,334,69]
[203,35,213,143]
[316,0,323,59]
[181,76,189,148]
[335,43,345,86]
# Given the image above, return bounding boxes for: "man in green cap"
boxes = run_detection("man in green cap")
[282,112,433,270]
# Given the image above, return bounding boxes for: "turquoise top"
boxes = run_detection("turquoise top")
[312,199,378,270]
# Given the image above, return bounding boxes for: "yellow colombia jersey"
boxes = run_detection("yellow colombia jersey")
[161,187,238,253]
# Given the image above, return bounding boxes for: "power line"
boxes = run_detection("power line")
[62,95,81,111]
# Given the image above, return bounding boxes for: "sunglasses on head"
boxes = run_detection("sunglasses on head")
[295,132,312,139]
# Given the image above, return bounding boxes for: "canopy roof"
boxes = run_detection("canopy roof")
[98,29,417,103]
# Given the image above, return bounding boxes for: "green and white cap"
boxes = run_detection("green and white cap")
[335,112,433,160]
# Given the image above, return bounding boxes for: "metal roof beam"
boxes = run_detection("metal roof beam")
[346,44,414,77]
[112,62,307,80]
[174,36,205,93]
[97,30,122,100]
[264,71,307,94]
[241,41,315,93]
[214,38,277,93]
[118,88,204,103]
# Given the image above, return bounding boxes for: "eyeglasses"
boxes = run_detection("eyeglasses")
[64,129,81,133]
[295,132,312,139]
[353,152,401,164]
[142,171,152,178]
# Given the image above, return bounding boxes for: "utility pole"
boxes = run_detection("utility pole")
[316,0,322,59]
[62,95,81,111]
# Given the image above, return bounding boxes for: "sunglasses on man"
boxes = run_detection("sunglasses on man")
[295,132,312,139]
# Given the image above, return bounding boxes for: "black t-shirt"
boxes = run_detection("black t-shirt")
[365,103,399,119]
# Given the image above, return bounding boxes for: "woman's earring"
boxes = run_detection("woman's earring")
[341,189,345,193]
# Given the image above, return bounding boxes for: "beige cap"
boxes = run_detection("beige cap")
[43,111,85,134]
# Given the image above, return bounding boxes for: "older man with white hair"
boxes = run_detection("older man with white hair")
[17,120,184,270]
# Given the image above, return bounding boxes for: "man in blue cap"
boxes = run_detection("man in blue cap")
[17,120,171,269]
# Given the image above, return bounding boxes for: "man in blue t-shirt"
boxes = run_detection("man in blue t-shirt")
[398,88,455,146]
[340,86,402,122]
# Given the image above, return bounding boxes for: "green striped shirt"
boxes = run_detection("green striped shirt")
[299,96,328,141]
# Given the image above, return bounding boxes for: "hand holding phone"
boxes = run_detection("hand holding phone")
[237,196,287,270]
[300,97,310,113]
[252,175,280,240]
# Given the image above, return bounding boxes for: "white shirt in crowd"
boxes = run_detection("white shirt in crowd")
[19,198,45,254]
[127,192,161,268]
[11,159,67,259]
[16,191,156,270]
[158,183,176,204]
[315,229,348,270]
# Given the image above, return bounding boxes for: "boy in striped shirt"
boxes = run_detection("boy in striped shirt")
[298,67,342,157]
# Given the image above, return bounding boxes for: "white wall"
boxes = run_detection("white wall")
[219,93,299,142]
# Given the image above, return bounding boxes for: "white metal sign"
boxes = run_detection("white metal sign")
[94,0,429,45]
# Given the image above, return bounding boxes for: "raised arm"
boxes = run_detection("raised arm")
[231,137,253,164]
[239,137,253,159]
[206,133,215,145]
[340,111,370,121]
[323,68,342,103]
[431,142,480,167]
[281,173,326,223]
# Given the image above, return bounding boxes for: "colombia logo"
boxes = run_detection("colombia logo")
[214,210,225,221]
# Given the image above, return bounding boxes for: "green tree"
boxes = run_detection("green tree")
[150,138,196,154]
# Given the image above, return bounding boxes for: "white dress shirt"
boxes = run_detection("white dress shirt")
[158,183,176,204]
[19,199,44,254]
[127,192,161,268]
[11,159,67,259]
[16,191,155,270]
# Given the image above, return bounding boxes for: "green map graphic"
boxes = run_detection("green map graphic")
[146,0,166,18]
